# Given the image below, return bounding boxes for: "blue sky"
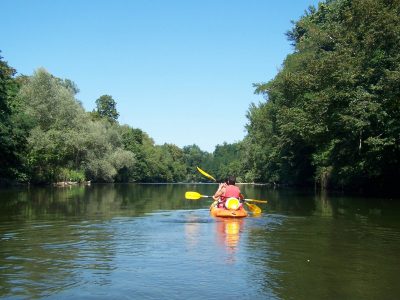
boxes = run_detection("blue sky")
[1,0,321,152]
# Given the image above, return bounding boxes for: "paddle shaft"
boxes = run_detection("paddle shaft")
[197,193,265,203]
[186,191,266,203]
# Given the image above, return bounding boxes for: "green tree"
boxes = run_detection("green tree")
[245,0,400,193]
[81,120,136,182]
[2,56,242,185]
[16,68,88,183]
[0,55,33,182]
[183,144,213,182]
[211,142,242,181]
[94,94,119,123]
[0,53,20,181]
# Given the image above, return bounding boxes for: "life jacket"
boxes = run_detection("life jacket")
[223,185,241,199]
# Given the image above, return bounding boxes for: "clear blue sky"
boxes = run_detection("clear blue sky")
[2,0,321,152]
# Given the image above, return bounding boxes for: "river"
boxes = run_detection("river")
[0,184,399,299]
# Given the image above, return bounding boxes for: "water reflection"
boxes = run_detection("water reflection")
[0,219,116,298]
[314,190,334,217]
[0,184,204,220]
[214,218,244,263]
[245,205,400,300]
[184,214,203,250]
[0,184,399,299]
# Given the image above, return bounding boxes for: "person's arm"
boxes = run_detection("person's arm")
[213,183,226,200]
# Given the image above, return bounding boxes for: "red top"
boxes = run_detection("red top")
[223,185,241,199]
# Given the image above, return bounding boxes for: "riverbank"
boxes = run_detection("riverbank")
[53,181,91,187]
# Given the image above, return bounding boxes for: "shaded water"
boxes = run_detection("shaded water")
[0,184,399,299]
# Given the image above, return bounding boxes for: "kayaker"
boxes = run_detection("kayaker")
[213,176,243,208]
[213,178,227,207]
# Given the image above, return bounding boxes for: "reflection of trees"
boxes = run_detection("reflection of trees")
[0,184,198,298]
[1,184,395,221]
[314,190,333,217]
[1,185,399,298]
[0,183,216,298]
[0,184,209,220]
[241,186,317,216]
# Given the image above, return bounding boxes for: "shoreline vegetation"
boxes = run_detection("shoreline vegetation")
[0,180,275,187]
[53,181,91,187]
[0,180,396,198]
[1,0,399,196]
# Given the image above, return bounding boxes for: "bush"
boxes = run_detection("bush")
[57,168,85,182]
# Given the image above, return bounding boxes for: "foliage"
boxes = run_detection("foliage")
[244,0,400,192]
[182,144,213,182]
[0,54,31,182]
[0,54,17,180]
[208,142,242,182]
[15,69,87,183]
[57,168,85,182]
[93,94,119,123]
[1,0,399,195]
[0,64,213,184]
[81,121,135,182]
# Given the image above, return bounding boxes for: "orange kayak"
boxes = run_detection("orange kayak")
[210,203,248,218]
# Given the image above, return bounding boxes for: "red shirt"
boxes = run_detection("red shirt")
[223,185,241,199]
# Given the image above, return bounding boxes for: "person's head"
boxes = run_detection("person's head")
[227,176,236,185]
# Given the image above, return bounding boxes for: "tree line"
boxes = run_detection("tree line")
[1,0,399,194]
[241,0,400,193]
[0,64,217,184]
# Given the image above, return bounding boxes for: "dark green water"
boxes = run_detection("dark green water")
[0,184,399,299]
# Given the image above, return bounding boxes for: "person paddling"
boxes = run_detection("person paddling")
[213,176,243,209]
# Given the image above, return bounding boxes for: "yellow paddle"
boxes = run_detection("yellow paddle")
[185,191,213,200]
[196,167,217,182]
[245,202,262,214]
[194,167,267,213]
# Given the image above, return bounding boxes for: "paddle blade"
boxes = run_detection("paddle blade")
[196,167,217,182]
[185,192,207,200]
[245,202,262,214]
[185,191,202,200]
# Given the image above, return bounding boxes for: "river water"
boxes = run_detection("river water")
[0,184,399,299]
